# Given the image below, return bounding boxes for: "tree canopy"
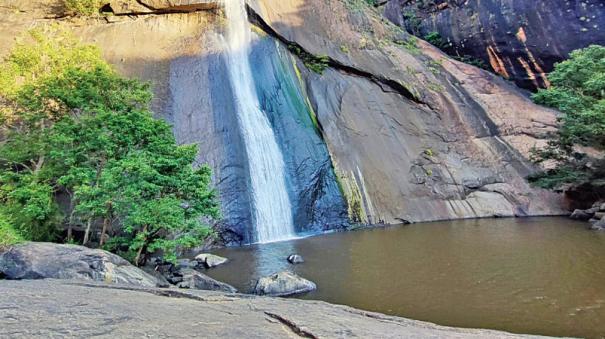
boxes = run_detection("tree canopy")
[529,45,605,190]
[0,26,219,264]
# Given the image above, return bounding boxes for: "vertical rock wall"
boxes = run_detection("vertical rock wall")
[384,0,605,90]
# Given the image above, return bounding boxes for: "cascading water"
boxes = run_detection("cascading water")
[222,0,296,243]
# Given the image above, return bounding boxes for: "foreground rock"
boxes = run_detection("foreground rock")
[195,253,228,268]
[177,268,237,293]
[0,279,549,338]
[0,243,161,287]
[254,271,316,297]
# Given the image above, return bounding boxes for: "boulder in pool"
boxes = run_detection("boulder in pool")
[177,268,237,293]
[589,217,605,231]
[570,209,595,221]
[254,271,316,297]
[195,253,229,268]
[287,254,304,264]
[0,242,161,287]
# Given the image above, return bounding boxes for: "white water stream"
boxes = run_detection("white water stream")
[223,0,296,243]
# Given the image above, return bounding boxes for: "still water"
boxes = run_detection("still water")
[204,218,605,338]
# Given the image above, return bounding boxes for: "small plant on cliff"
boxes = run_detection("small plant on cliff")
[528,45,605,190]
[424,31,445,49]
[0,27,219,265]
[288,44,330,75]
[63,0,102,16]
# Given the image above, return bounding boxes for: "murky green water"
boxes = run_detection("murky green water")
[204,218,605,338]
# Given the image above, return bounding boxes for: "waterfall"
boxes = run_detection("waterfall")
[222,0,296,243]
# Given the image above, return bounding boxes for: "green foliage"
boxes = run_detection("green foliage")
[395,36,420,54]
[0,211,24,248]
[424,31,445,48]
[0,173,60,241]
[288,45,330,74]
[0,26,105,100]
[63,0,102,16]
[0,27,219,264]
[530,45,605,189]
[345,0,375,11]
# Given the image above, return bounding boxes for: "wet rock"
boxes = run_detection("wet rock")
[176,259,200,270]
[0,242,160,287]
[589,217,605,231]
[254,271,316,297]
[570,209,595,221]
[287,254,305,264]
[195,253,229,268]
[177,269,237,293]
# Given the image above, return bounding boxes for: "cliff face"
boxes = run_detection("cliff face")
[0,0,566,243]
[384,0,605,90]
[249,0,564,224]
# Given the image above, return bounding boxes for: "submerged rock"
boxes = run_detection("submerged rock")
[0,242,160,287]
[177,268,237,293]
[195,253,229,268]
[287,254,305,264]
[254,271,316,297]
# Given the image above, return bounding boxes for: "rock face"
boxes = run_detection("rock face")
[107,0,220,15]
[250,0,566,224]
[0,280,546,338]
[384,0,605,90]
[177,268,237,292]
[254,271,317,297]
[0,0,567,243]
[0,243,160,287]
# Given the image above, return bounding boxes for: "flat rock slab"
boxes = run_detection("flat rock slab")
[0,280,552,338]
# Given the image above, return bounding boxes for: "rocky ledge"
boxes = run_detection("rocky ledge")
[0,279,549,338]
[570,201,605,230]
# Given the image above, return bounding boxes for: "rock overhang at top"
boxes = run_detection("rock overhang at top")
[108,0,221,15]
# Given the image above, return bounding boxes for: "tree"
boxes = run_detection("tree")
[0,27,219,264]
[529,45,605,189]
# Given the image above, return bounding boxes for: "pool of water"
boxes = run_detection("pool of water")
[203,217,605,338]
